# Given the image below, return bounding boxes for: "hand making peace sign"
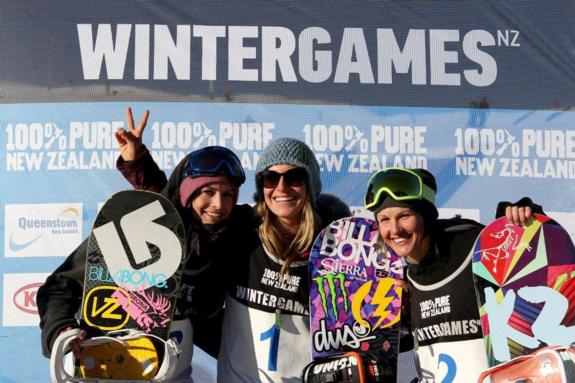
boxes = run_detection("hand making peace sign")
[114,107,150,161]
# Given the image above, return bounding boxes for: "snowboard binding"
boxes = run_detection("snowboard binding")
[301,351,395,383]
[50,328,181,383]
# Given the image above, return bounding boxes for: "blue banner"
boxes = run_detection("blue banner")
[1,1,575,382]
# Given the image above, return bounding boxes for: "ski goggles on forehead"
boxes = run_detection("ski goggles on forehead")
[182,146,246,185]
[259,167,307,189]
[364,167,436,211]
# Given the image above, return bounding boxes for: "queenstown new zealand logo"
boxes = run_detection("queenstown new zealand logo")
[8,206,80,254]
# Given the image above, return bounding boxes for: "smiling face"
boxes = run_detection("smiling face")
[262,164,308,229]
[375,206,431,263]
[190,182,235,225]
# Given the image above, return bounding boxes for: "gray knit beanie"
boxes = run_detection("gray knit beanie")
[255,137,321,201]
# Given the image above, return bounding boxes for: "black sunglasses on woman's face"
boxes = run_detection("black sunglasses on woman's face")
[259,167,307,188]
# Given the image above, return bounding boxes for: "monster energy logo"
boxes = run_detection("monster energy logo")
[314,273,348,321]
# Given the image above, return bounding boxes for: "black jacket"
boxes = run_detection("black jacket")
[37,151,256,358]
[39,150,351,358]
[405,199,544,381]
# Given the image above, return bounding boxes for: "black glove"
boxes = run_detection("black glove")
[495,197,545,219]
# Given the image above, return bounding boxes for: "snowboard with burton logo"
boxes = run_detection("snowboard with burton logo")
[75,190,186,381]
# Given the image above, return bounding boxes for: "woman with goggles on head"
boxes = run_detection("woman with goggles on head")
[116,111,351,382]
[38,108,254,382]
[364,167,544,383]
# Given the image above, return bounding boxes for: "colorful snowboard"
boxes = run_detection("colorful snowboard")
[309,217,403,369]
[80,190,186,378]
[472,213,575,367]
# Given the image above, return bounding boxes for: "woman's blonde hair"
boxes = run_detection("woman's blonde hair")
[256,197,321,276]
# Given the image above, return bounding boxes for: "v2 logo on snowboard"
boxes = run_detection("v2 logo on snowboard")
[83,286,130,330]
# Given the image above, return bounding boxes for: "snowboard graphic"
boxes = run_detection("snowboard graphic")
[309,217,403,371]
[472,214,575,367]
[79,190,186,379]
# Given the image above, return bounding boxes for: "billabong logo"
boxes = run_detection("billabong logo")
[13,282,43,315]
[314,273,348,321]
[8,207,80,252]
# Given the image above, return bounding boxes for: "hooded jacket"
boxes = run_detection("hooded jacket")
[37,149,254,378]
[144,150,256,357]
